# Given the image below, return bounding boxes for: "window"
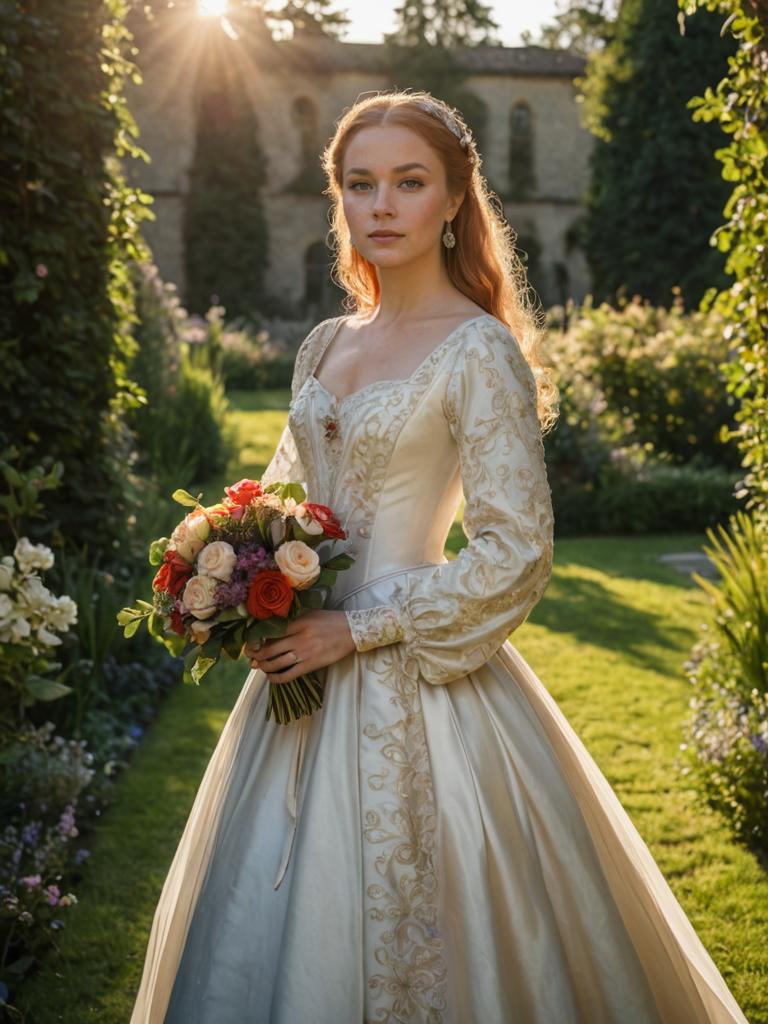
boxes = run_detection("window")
[508,101,535,200]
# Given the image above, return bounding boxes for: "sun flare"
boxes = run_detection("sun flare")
[198,0,229,17]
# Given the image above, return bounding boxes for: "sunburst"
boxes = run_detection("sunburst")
[198,0,228,17]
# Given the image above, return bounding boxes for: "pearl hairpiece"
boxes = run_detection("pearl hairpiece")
[412,99,474,154]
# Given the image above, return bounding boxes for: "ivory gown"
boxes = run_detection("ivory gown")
[130,313,748,1024]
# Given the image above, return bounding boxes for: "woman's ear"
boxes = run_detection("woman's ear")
[446,190,466,223]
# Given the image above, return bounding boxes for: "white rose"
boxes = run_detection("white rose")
[171,512,211,563]
[196,541,237,581]
[182,574,219,619]
[14,538,55,575]
[274,540,321,591]
[189,619,212,644]
[0,593,12,621]
[293,504,325,536]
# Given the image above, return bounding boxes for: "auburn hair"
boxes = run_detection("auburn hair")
[320,88,559,436]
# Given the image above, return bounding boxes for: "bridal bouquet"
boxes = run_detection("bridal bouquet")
[117,478,354,725]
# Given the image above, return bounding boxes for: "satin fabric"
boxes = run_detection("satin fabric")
[130,314,748,1024]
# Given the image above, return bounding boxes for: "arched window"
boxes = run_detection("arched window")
[304,240,344,316]
[289,96,325,193]
[508,101,535,200]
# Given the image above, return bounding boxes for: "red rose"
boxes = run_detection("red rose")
[169,605,185,636]
[152,548,194,596]
[152,561,172,593]
[246,570,294,620]
[163,548,194,596]
[302,502,346,540]
[224,478,263,508]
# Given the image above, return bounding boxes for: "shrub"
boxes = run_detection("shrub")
[546,292,739,471]
[126,261,238,487]
[0,0,152,562]
[542,293,742,534]
[679,511,768,855]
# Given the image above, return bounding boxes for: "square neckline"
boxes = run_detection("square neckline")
[309,311,494,408]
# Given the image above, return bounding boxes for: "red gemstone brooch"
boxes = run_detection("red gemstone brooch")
[321,413,340,443]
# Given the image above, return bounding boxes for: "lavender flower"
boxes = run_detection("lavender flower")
[214,543,275,608]
[58,804,78,839]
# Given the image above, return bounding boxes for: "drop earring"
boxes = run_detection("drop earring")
[442,220,456,249]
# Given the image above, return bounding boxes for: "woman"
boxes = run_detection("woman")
[131,90,748,1023]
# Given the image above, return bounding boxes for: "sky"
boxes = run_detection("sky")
[335,0,563,46]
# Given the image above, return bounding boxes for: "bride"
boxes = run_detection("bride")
[130,89,748,1023]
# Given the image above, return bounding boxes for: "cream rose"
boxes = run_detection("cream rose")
[293,504,325,536]
[171,512,211,563]
[182,574,219,619]
[189,619,212,644]
[196,540,237,581]
[274,540,321,591]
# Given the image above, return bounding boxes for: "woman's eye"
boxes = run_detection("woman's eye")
[349,179,423,191]
[401,179,423,189]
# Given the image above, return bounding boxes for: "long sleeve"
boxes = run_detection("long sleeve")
[344,319,554,686]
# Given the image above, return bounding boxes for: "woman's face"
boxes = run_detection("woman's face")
[341,123,463,269]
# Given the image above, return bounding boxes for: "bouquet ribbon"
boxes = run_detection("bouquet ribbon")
[272,559,440,891]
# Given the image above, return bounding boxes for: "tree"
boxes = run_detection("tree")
[182,26,270,319]
[521,0,620,55]
[383,0,502,155]
[581,0,737,308]
[0,0,151,561]
[677,0,768,526]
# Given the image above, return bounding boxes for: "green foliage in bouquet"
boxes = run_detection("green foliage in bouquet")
[117,482,354,725]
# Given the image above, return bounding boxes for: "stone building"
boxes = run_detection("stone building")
[125,12,592,318]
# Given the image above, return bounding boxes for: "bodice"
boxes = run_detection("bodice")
[286,314,495,601]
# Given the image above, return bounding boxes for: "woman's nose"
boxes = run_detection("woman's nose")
[371,185,396,216]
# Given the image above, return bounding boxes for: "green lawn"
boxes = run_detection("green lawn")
[17,391,768,1023]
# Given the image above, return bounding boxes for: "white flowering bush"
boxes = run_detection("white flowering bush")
[0,538,78,714]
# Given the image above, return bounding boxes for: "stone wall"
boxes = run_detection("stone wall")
[125,12,593,316]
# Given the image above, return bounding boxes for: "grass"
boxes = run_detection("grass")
[17,391,768,1023]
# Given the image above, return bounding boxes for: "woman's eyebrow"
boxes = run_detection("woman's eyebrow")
[345,162,431,177]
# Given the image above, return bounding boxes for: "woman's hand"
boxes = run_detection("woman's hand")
[242,610,356,684]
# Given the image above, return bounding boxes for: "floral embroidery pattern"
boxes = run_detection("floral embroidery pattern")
[346,605,403,651]
[280,313,555,1022]
[337,323,554,688]
[361,647,448,1023]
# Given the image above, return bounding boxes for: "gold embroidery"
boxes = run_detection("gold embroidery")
[361,648,448,1023]
[282,314,554,1021]
[343,321,554,685]
[346,606,404,651]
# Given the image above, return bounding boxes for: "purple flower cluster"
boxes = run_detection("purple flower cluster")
[215,542,275,608]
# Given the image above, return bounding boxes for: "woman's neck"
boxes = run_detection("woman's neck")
[368,252,461,325]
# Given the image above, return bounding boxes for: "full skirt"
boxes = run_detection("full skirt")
[130,578,748,1024]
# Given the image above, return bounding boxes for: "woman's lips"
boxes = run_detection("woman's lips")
[369,233,404,243]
